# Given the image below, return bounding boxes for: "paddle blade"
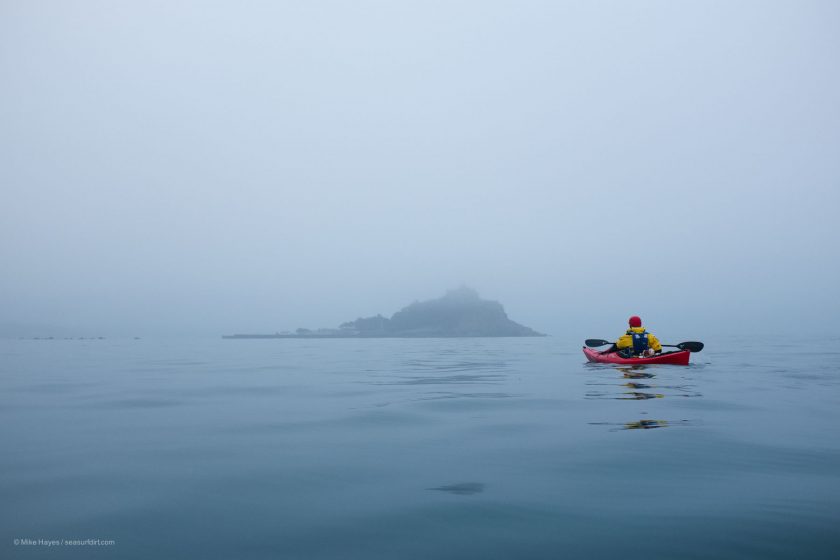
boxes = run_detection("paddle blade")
[585,339,612,347]
[676,341,704,352]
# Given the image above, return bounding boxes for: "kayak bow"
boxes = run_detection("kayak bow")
[583,346,691,366]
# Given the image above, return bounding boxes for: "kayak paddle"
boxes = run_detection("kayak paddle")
[585,339,704,352]
[663,341,704,352]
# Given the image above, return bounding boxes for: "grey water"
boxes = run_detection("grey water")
[2,336,839,559]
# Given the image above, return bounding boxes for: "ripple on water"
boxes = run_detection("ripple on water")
[369,373,506,386]
[427,482,485,495]
[416,392,515,401]
[90,397,186,409]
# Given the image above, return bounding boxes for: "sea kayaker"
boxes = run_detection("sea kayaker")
[609,316,662,357]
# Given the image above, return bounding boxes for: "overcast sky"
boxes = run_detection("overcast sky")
[1,0,838,337]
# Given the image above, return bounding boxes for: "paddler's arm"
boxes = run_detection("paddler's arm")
[616,334,632,350]
[648,334,663,353]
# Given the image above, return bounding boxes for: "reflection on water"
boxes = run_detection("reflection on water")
[624,381,651,389]
[589,419,694,431]
[625,419,668,430]
[586,389,664,400]
[587,364,702,429]
[621,391,664,400]
[622,369,656,379]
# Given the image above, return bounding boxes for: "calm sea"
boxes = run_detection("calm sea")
[2,336,839,559]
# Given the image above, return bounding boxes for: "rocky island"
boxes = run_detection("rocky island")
[224,287,544,338]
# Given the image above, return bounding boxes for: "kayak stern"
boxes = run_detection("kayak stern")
[583,346,691,366]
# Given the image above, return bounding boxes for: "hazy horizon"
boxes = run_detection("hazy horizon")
[2,1,838,339]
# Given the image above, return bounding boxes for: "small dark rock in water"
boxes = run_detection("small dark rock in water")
[427,482,485,495]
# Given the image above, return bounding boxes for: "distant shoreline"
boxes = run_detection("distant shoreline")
[222,333,547,339]
[225,288,545,339]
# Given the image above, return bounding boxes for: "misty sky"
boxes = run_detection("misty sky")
[2,0,838,337]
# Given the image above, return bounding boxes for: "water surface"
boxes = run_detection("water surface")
[2,336,839,559]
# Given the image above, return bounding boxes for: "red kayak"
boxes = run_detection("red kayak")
[583,347,691,366]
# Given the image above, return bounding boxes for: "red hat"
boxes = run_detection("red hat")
[628,316,642,328]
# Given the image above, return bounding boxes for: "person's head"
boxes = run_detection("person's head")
[628,316,642,328]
